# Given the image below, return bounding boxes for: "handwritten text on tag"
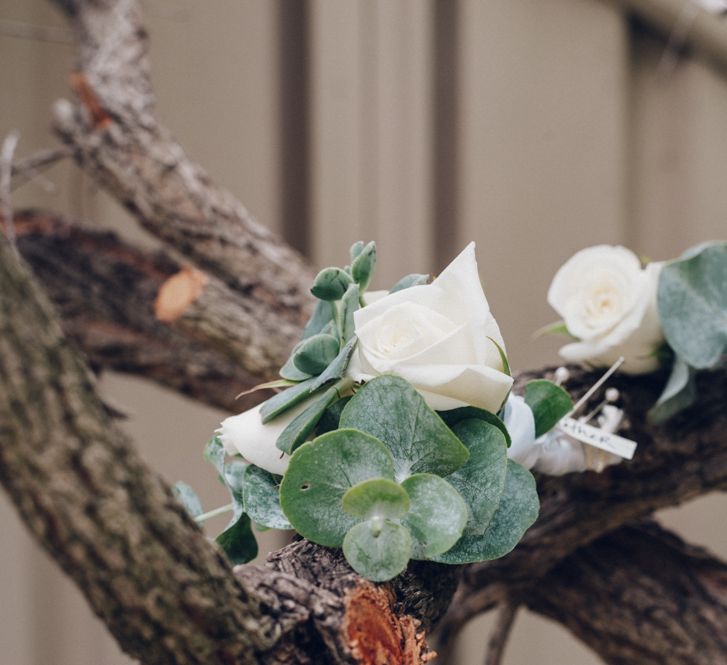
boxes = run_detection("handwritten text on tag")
[558,417,637,460]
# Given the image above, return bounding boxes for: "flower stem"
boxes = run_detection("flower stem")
[195,503,234,523]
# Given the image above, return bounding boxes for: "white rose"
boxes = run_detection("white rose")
[346,242,513,412]
[547,245,664,374]
[216,402,305,475]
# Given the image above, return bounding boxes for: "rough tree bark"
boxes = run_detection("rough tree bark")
[0,0,724,663]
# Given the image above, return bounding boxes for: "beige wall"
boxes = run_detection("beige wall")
[1,1,726,663]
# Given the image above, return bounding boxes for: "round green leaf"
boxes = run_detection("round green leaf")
[311,267,353,301]
[401,473,468,559]
[658,243,727,369]
[343,518,412,582]
[351,241,377,291]
[433,460,539,564]
[242,465,291,530]
[342,478,410,519]
[293,333,340,376]
[439,406,512,447]
[524,379,573,438]
[216,512,258,565]
[279,429,396,547]
[447,419,508,535]
[340,375,470,480]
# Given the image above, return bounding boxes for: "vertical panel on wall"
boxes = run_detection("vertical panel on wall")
[361,0,435,284]
[630,25,727,259]
[308,0,435,281]
[455,0,629,370]
[309,0,367,266]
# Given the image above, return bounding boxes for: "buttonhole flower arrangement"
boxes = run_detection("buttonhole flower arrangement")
[175,242,577,581]
[542,241,727,425]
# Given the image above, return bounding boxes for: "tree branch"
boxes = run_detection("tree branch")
[10,208,300,411]
[437,367,727,646]
[528,521,727,665]
[48,0,314,310]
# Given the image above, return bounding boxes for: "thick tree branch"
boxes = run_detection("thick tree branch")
[528,521,727,665]
[47,0,314,374]
[10,209,299,411]
[437,367,727,646]
[0,239,286,664]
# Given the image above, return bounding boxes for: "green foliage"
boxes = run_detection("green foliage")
[649,357,697,425]
[340,284,360,342]
[301,299,337,340]
[658,242,727,370]
[275,385,341,455]
[524,379,573,437]
[400,473,468,559]
[342,478,410,519]
[243,466,291,530]
[309,338,357,391]
[389,273,430,293]
[446,419,508,535]
[216,459,259,564]
[279,429,396,547]
[172,481,203,518]
[339,375,470,480]
[439,406,511,447]
[260,377,317,424]
[351,241,377,292]
[342,519,412,582]
[204,435,226,479]
[434,460,539,564]
[292,333,340,376]
[311,267,353,301]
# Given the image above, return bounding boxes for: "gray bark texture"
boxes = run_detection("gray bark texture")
[0,0,724,663]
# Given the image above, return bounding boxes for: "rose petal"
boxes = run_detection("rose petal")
[217,402,303,475]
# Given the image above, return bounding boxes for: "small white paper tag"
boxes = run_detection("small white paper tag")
[558,417,637,460]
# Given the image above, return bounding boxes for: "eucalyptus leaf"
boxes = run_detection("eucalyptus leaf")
[351,241,376,292]
[279,429,396,547]
[439,406,511,447]
[434,460,539,564]
[342,478,410,519]
[340,284,360,342]
[311,267,353,301]
[389,273,430,293]
[649,357,697,425]
[339,375,470,480]
[223,459,248,506]
[204,435,226,479]
[216,511,258,565]
[279,352,312,382]
[401,473,468,559]
[658,242,727,369]
[292,333,340,376]
[309,338,357,392]
[302,299,337,340]
[243,465,292,530]
[276,385,340,455]
[260,377,317,424]
[342,518,412,582]
[524,379,573,438]
[316,396,352,435]
[446,419,508,535]
[172,481,203,519]
[350,240,365,261]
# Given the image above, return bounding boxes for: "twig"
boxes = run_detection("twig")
[484,600,519,665]
[0,131,20,253]
[0,19,73,44]
[11,145,73,191]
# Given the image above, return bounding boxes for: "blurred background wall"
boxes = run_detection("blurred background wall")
[1,0,726,663]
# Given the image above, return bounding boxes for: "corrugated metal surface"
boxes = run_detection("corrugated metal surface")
[1,1,726,663]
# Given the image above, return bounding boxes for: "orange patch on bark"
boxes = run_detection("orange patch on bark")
[155,266,208,322]
[343,583,435,665]
[70,72,112,130]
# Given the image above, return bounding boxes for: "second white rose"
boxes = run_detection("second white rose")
[547,245,664,374]
[346,242,513,413]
